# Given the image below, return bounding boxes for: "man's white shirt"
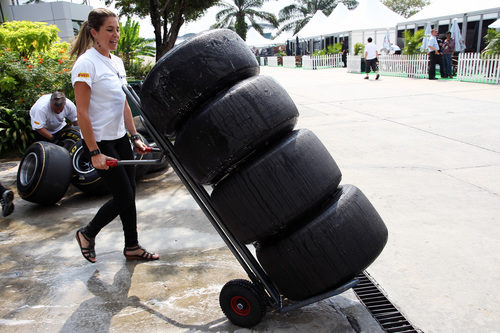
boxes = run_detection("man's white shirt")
[30,94,77,134]
[365,42,378,60]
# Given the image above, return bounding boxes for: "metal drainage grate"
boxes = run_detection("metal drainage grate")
[353,271,421,333]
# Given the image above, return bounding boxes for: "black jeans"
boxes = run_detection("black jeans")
[82,135,138,247]
[428,52,438,79]
[366,58,378,74]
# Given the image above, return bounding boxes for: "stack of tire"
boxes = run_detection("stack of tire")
[16,127,164,205]
[141,27,388,304]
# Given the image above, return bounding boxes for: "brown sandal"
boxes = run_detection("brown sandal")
[76,228,96,263]
[123,245,159,261]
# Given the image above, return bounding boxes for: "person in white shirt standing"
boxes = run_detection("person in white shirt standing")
[71,8,159,263]
[364,37,380,80]
[30,92,78,142]
[427,29,440,80]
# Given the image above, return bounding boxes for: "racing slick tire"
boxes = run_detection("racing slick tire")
[256,185,388,301]
[174,75,299,184]
[141,29,260,137]
[17,141,72,205]
[69,140,108,195]
[211,129,342,244]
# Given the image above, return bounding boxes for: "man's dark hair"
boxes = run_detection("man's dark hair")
[51,91,66,107]
[368,37,372,43]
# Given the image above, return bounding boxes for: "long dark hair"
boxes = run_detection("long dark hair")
[71,8,117,59]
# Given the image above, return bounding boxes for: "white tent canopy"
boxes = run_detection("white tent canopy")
[294,10,329,39]
[330,0,404,33]
[245,27,275,48]
[405,0,500,22]
[326,2,350,28]
[273,30,294,44]
[489,18,500,28]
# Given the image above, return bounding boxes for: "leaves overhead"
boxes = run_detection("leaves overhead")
[212,0,279,40]
[381,0,429,18]
[111,0,219,60]
[278,0,357,36]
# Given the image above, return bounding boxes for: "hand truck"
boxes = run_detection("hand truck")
[116,84,359,328]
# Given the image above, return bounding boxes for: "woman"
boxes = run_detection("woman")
[71,8,159,263]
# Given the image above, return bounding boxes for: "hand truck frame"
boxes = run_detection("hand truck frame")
[121,84,359,327]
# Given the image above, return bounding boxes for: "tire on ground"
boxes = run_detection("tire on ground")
[17,141,72,205]
[140,29,260,137]
[69,140,108,195]
[256,185,388,301]
[175,75,299,184]
[211,129,342,244]
[55,127,81,152]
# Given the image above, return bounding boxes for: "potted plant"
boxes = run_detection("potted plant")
[354,42,366,72]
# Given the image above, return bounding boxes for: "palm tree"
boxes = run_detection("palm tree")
[116,18,155,70]
[278,0,357,35]
[212,0,279,41]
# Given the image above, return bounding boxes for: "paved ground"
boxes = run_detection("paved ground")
[1,67,499,333]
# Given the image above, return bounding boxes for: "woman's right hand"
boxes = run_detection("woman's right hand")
[91,154,116,170]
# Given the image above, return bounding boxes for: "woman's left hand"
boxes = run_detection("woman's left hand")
[133,139,148,154]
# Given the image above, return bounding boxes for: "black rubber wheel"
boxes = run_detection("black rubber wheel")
[256,185,388,301]
[219,279,267,328]
[175,75,299,184]
[141,29,260,137]
[17,141,72,205]
[211,129,342,244]
[54,127,81,152]
[69,140,108,195]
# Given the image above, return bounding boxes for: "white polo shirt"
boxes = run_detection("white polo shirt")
[30,94,77,134]
[365,42,377,60]
[71,47,128,141]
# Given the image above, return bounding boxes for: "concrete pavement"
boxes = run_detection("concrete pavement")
[1,67,499,332]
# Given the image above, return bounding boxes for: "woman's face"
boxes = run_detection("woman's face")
[91,16,120,54]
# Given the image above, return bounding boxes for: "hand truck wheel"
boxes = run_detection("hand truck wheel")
[219,279,267,328]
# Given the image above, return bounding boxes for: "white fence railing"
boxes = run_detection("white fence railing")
[259,57,265,66]
[347,55,362,73]
[302,54,343,70]
[378,54,428,79]
[267,56,278,67]
[457,53,500,84]
[283,56,296,68]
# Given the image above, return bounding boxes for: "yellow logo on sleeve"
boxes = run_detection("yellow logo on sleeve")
[34,121,40,125]
[78,73,90,78]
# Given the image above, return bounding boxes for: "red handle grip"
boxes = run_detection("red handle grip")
[106,160,118,167]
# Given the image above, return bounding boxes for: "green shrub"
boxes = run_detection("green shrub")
[328,43,342,54]
[312,49,327,56]
[354,42,365,56]
[483,29,500,55]
[0,21,59,58]
[403,29,425,55]
[126,58,154,80]
[0,25,73,155]
[0,106,34,154]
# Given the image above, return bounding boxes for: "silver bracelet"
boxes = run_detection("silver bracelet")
[130,134,141,141]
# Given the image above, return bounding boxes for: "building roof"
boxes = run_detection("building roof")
[246,27,275,47]
[405,0,500,23]
[330,0,404,33]
[294,10,329,38]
